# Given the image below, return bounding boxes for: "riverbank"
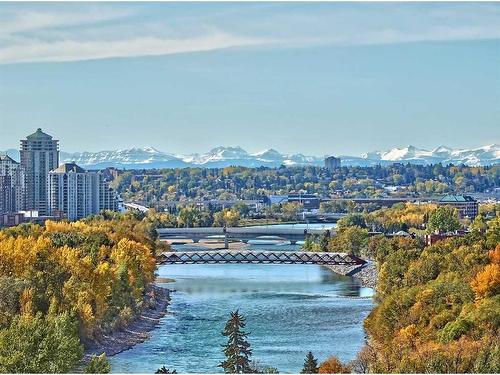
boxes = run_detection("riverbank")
[84,285,171,360]
[325,261,377,290]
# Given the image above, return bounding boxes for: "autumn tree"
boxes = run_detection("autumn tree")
[318,357,350,374]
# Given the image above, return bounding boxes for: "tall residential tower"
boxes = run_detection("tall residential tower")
[0,155,25,212]
[20,128,59,215]
[48,162,118,220]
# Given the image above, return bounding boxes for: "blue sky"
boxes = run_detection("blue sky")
[0,2,499,155]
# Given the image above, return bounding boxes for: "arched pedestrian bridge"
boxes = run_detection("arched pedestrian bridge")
[157,250,365,266]
[157,226,334,246]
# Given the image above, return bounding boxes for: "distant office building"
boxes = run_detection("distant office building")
[438,194,478,219]
[324,156,341,172]
[20,128,59,215]
[0,154,25,211]
[0,175,13,214]
[48,162,118,220]
[264,193,320,210]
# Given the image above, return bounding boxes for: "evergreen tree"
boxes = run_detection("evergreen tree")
[155,366,177,374]
[301,352,319,374]
[219,310,252,374]
[84,353,111,373]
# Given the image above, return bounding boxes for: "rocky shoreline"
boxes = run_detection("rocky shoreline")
[84,285,171,360]
[325,261,377,290]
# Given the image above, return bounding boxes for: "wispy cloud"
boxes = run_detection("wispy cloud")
[0,3,499,64]
[0,33,273,64]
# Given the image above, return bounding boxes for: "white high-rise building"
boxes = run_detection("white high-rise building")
[20,128,59,215]
[48,162,118,220]
[0,155,25,212]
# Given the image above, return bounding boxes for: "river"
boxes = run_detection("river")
[109,225,374,373]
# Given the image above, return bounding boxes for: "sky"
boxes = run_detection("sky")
[0,2,499,156]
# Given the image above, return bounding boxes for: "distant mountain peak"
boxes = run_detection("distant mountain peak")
[3,143,497,169]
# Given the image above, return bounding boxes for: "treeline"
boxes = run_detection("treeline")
[111,164,499,205]
[0,211,167,373]
[309,205,500,373]
[363,221,500,372]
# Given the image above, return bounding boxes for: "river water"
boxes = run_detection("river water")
[109,225,374,373]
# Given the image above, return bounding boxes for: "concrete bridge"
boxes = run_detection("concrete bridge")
[157,250,364,266]
[156,226,334,247]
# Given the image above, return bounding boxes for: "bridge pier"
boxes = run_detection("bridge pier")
[290,240,297,245]
[224,234,228,249]
[242,240,249,244]
[193,239,200,243]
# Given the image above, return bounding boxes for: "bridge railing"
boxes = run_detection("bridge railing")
[157,251,365,266]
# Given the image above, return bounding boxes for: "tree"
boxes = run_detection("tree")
[155,366,177,374]
[281,202,303,221]
[84,353,111,373]
[213,208,241,227]
[0,313,83,373]
[348,346,374,374]
[220,310,252,374]
[427,206,460,234]
[328,226,369,256]
[337,214,365,229]
[318,357,350,374]
[301,351,319,374]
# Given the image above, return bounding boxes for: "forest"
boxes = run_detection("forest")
[312,204,500,373]
[0,211,167,373]
[110,164,499,206]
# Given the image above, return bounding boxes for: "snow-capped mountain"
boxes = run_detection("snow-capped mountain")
[2,144,498,169]
[358,144,499,166]
[61,147,188,169]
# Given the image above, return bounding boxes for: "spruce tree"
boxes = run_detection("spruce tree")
[219,310,252,374]
[301,352,319,374]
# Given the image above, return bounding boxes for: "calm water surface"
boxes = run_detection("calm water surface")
[110,228,373,373]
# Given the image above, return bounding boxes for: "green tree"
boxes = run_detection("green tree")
[328,226,369,256]
[281,202,303,221]
[84,353,111,373]
[155,366,177,374]
[220,310,252,374]
[337,213,366,229]
[427,206,460,233]
[301,351,319,374]
[470,214,488,233]
[177,207,201,228]
[0,313,83,373]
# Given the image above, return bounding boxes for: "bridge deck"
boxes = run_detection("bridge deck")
[157,227,334,242]
[158,250,365,266]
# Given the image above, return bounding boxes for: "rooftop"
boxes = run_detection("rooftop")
[0,154,18,164]
[26,128,53,140]
[51,162,86,174]
[439,194,477,203]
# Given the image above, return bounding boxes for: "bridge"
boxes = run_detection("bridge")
[157,226,334,247]
[157,250,365,266]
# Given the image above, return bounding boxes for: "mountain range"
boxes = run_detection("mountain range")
[2,144,498,169]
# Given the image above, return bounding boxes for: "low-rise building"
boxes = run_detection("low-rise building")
[438,194,478,219]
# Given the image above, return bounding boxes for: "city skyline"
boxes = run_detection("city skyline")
[1,2,499,155]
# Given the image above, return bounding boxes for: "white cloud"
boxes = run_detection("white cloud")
[0,8,133,36]
[0,33,273,64]
[0,3,499,64]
